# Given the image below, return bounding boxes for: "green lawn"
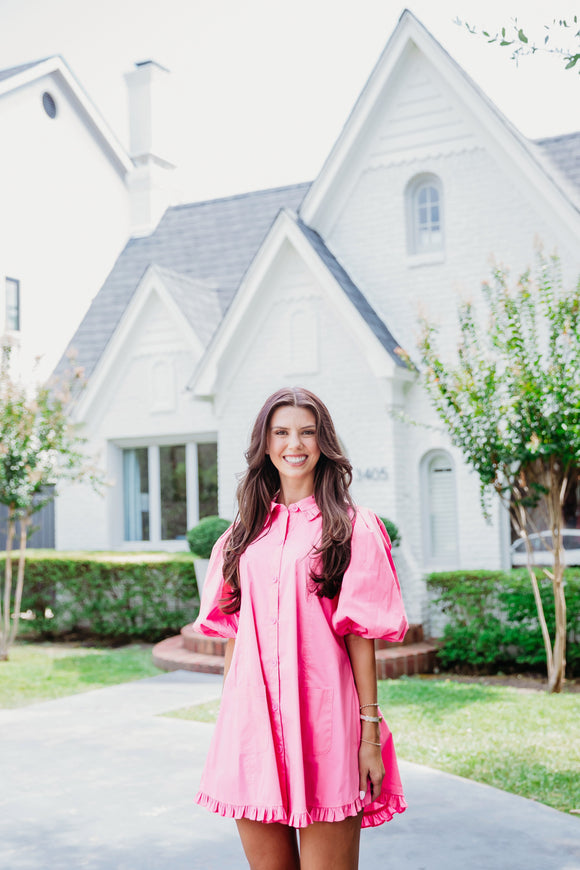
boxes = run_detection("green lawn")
[165,675,580,817]
[0,641,159,707]
[3,644,578,817]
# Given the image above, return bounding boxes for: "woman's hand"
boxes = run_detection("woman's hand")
[358,728,384,801]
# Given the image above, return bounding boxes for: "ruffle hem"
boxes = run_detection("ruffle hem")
[195,790,407,829]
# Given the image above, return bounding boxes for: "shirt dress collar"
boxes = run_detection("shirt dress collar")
[269,494,321,521]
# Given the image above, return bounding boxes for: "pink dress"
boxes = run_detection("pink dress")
[193,494,408,828]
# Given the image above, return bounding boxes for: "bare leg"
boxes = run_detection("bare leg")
[298,811,363,870]
[236,819,300,870]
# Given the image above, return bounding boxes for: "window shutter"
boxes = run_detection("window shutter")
[428,454,457,559]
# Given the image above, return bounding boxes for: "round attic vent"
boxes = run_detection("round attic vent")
[42,91,57,119]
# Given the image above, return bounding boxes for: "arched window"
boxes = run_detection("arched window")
[406,174,443,255]
[421,449,458,564]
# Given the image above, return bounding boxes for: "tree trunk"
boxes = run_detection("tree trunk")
[0,505,16,661]
[7,513,30,649]
[546,460,567,693]
[510,457,567,694]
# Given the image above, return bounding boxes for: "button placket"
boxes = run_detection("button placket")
[267,510,286,745]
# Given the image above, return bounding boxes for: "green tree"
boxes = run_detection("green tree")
[418,254,580,693]
[0,350,103,660]
[456,15,580,71]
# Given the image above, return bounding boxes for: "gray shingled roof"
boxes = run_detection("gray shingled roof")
[59,182,310,380]
[536,132,580,196]
[294,217,408,368]
[151,265,221,347]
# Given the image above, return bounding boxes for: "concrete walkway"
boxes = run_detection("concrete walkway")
[0,671,578,870]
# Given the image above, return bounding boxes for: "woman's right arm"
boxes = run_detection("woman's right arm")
[223,637,235,681]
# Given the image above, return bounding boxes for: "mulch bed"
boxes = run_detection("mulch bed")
[426,672,580,693]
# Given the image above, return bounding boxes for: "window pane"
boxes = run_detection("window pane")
[198,443,218,518]
[411,181,442,254]
[426,186,438,205]
[123,448,149,541]
[5,278,20,331]
[160,444,187,540]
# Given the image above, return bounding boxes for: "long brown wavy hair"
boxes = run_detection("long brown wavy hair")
[221,387,354,613]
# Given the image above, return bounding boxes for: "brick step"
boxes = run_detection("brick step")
[181,624,228,656]
[376,623,424,649]
[152,634,225,674]
[181,623,425,656]
[375,641,437,679]
[153,629,438,679]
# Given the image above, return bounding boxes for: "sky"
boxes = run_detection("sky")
[1,0,579,203]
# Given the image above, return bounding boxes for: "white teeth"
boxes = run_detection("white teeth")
[284,456,306,465]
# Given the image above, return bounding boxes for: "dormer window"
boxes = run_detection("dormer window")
[406,174,444,258]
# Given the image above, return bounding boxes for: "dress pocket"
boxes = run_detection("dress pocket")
[220,682,270,756]
[300,685,333,757]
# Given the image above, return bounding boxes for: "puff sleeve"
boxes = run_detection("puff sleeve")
[192,530,239,639]
[332,508,408,641]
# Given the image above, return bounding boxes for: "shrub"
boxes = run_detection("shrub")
[187,516,231,558]
[5,550,198,643]
[379,517,401,548]
[426,569,580,676]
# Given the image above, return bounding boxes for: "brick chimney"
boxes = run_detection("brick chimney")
[124,60,178,237]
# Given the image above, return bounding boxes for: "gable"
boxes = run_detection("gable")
[56,182,310,385]
[190,210,408,400]
[73,266,208,425]
[0,56,131,176]
[300,10,580,247]
[366,45,477,168]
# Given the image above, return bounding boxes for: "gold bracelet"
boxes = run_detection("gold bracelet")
[361,738,381,746]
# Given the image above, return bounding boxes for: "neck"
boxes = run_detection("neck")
[278,481,315,507]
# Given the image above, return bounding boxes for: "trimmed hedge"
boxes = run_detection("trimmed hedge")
[4,550,199,643]
[426,568,580,676]
[187,516,231,558]
[378,517,401,548]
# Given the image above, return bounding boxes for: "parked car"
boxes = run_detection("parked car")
[510,529,580,566]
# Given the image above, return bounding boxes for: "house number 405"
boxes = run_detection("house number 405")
[354,467,388,482]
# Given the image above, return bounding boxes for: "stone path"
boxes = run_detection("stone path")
[0,671,578,870]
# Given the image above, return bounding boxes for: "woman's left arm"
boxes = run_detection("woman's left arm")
[345,633,384,801]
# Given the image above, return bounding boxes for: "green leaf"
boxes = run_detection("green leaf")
[518,28,528,43]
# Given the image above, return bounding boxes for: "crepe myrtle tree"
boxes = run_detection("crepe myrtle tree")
[0,347,104,661]
[415,253,580,693]
[456,15,580,71]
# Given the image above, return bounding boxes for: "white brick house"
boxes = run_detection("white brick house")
[0,56,176,383]
[54,11,580,627]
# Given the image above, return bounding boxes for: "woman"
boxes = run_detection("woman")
[193,387,408,870]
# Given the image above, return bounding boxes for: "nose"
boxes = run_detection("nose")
[288,429,302,449]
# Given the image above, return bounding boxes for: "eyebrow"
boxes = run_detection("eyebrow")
[270,424,316,430]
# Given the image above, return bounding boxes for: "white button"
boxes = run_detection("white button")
[271,617,278,625]
[272,576,278,583]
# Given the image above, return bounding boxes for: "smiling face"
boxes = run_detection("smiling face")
[266,405,321,504]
